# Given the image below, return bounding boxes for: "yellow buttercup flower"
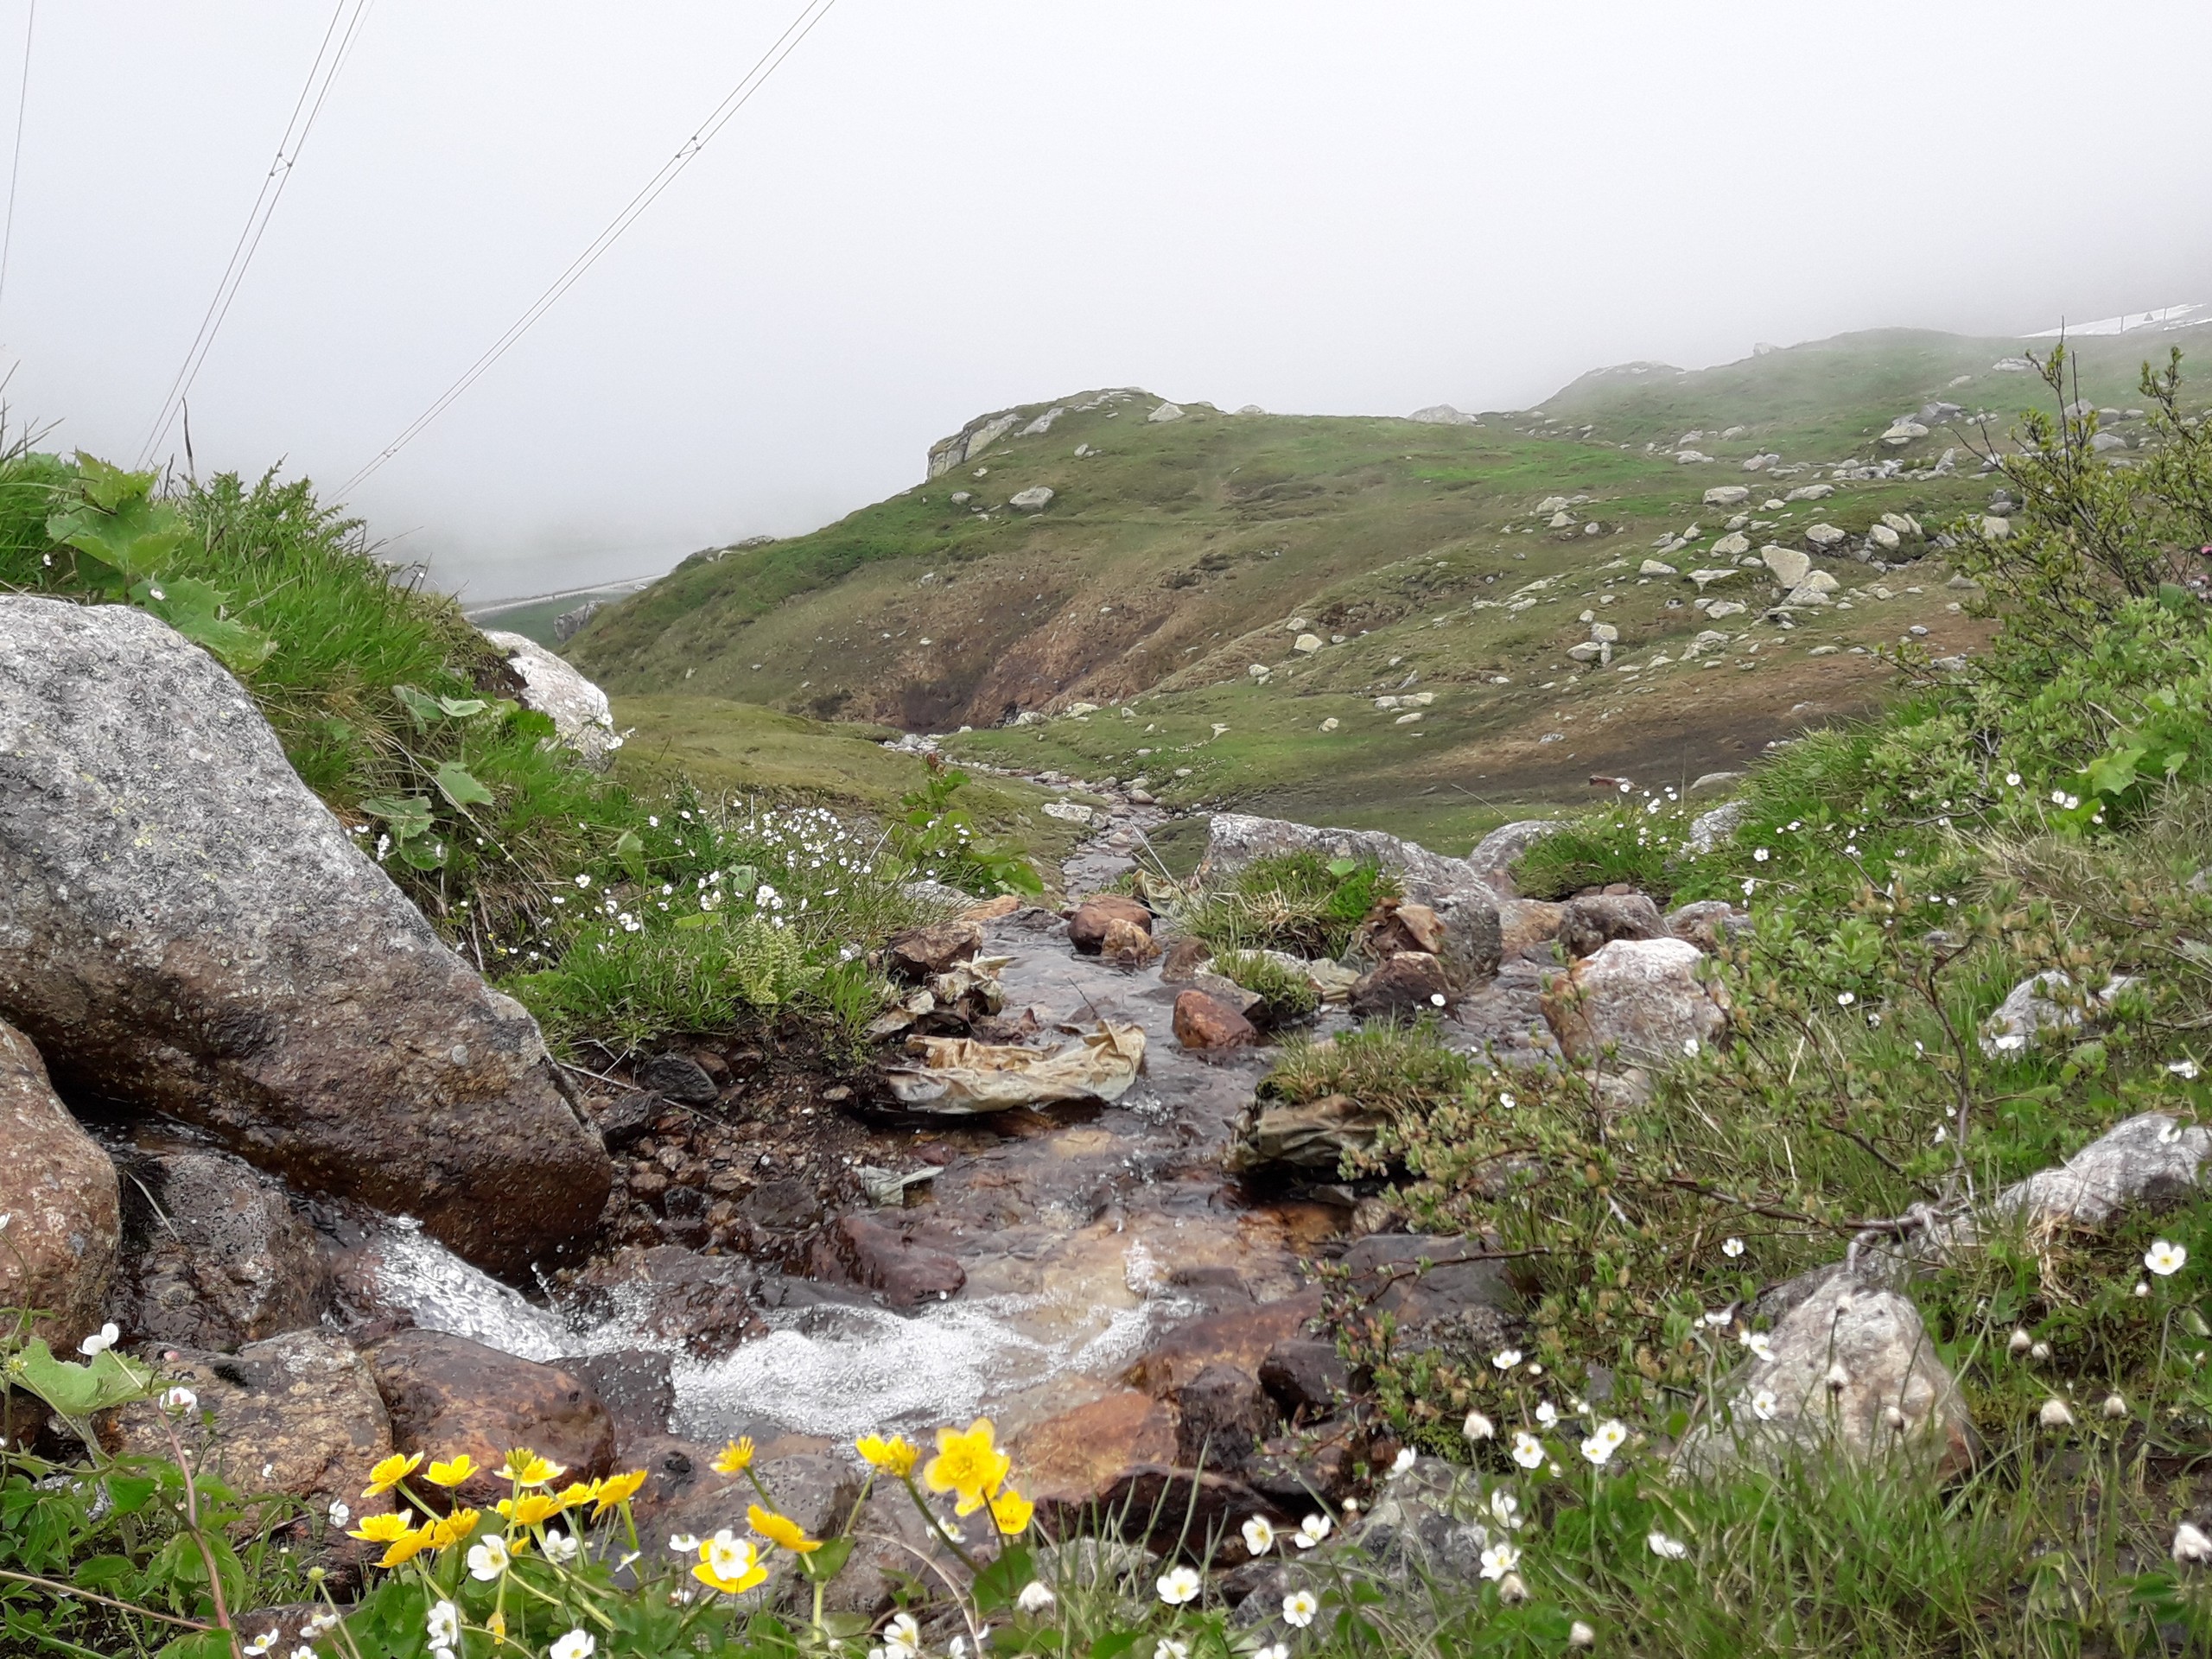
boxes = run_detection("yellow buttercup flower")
[712,1437,756,1476]
[498,1449,566,1488]
[498,1492,566,1527]
[989,1485,1035,1537]
[747,1503,822,1554]
[428,1507,481,1550]
[592,1469,647,1516]
[362,1452,423,1498]
[925,1419,1010,1510]
[855,1434,918,1478]
[426,1455,478,1488]
[549,1481,596,1512]
[377,1525,430,1569]
[694,1531,767,1594]
[347,1511,412,1543]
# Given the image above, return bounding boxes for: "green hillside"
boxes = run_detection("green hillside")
[573,326,2211,842]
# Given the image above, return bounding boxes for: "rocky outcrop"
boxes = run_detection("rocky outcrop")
[1988,1112,2212,1233]
[927,410,1022,478]
[481,631,620,769]
[0,1017,118,1350]
[1466,819,1560,891]
[1541,937,1727,1064]
[1555,893,1664,959]
[1666,899,1749,952]
[366,1330,615,1507]
[0,599,611,1276]
[1350,952,1452,1018]
[1201,812,1497,910]
[1980,969,2135,1058]
[112,1142,332,1351]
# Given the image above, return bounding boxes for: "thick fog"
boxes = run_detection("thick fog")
[7,2,2210,601]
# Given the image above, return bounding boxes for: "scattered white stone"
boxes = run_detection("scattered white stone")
[1640,559,1678,576]
[1040,801,1094,825]
[1148,402,1185,423]
[1805,523,1847,549]
[1866,523,1900,551]
[1019,406,1065,436]
[1711,531,1751,558]
[1784,482,1835,502]
[1008,486,1055,512]
[1762,546,1812,588]
[1880,422,1930,446]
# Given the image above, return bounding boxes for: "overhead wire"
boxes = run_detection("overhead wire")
[0,0,35,321]
[136,0,374,467]
[335,0,838,499]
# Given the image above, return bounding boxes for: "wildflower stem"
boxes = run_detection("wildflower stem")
[895,1475,982,1575]
[0,1567,215,1631]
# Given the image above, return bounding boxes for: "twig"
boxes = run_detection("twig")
[0,1567,215,1630]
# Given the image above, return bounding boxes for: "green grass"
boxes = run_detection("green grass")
[1179,850,1399,958]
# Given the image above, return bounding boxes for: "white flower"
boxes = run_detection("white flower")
[1430,993,1446,1007]
[1498,1091,1516,1109]
[79,1322,119,1357]
[543,1528,580,1563]
[1463,1410,1495,1441]
[668,1531,699,1552]
[1742,878,1757,897]
[1722,1236,1745,1258]
[1569,1620,1597,1648]
[1825,1361,1850,1391]
[2162,1121,2184,1145]
[2137,1281,2152,1298]
[1018,1579,1056,1612]
[244,1633,277,1656]
[880,1611,923,1658]
[1648,1530,1688,1560]
[1283,1588,1319,1627]
[2104,1393,2130,1420]
[550,1630,595,1659]
[2051,789,2068,806]
[1535,1400,1559,1427]
[2008,1327,2032,1356]
[159,1387,197,1414]
[1490,1489,1523,1529]
[1154,1643,1189,1659]
[1741,1332,1775,1362]
[2176,1522,2212,1566]
[1256,1646,1288,1659]
[2147,1240,2190,1277]
[304,1612,340,1637]
[1491,1348,1523,1371]
[1156,1564,1202,1605]
[1294,1512,1332,1549]
[1510,1431,1545,1470]
[2039,1396,2075,1428]
[575,873,591,888]
[2171,1059,2201,1080]
[1480,1541,1522,1580]
[1390,1446,1417,1477]
[1580,1419,1629,1465]
[1242,1516,1275,1554]
[467,1535,512,1580]
[705,1530,758,1585]
[326,1499,349,1529]
[427,1600,461,1649]
[2005,772,2022,787]
[1753,848,1770,862]
[1750,1388,1779,1421]
[1837,991,1855,1007]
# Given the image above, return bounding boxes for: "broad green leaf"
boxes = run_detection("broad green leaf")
[4,1339,155,1414]
[48,493,194,587]
[797,1535,855,1584]
[72,1554,137,1588]
[127,576,276,676]
[392,683,446,728]
[359,795,435,841]
[396,837,448,870]
[432,761,494,810]
[73,451,155,512]
[2084,745,2145,798]
[435,694,487,719]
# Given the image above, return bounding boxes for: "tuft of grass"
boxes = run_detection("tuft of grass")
[1261,1021,1472,1117]
[1182,851,1398,958]
[1211,948,1321,1027]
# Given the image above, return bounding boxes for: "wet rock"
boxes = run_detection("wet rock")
[1259,1338,1350,1421]
[1016,1389,1179,1512]
[1188,973,1263,1020]
[113,1143,332,1351]
[108,1330,391,1516]
[822,1213,966,1307]
[1349,952,1452,1019]
[1497,899,1564,959]
[1989,1112,2212,1232]
[1555,893,1664,959]
[1099,915,1162,968]
[1123,1294,1321,1398]
[636,1052,719,1104]
[588,1090,658,1150]
[366,1330,615,1507]
[1344,1235,1513,1358]
[1674,1271,1974,1481]
[1174,1363,1275,1475]
[569,1245,761,1356]
[743,1179,827,1233]
[0,599,610,1277]
[1160,938,1214,982]
[629,1440,860,1573]
[0,1016,118,1349]
[1069,894,1154,954]
[565,1350,676,1452]
[1174,989,1260,1052]
[1452,959,1563,1066]
[1666,899,1750,953]
[822,1478,963,1618]
[1541,937,1727,1065]
[1227,1094,1382,1174]
[1980,969,2135,1058]
[1432,897,1504,986]
[885,919,984,981]
[1466,820,1561,893]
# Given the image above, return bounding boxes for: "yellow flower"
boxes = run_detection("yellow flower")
[694,1530,767,1594]
[712,1437,755,1476]
[748,1503,822,1554]
[377,1525,430,1569]
[428,1507,482,1549]
[362,1452,423,1498]
[592,1469,647,1516]
[498,1449,566,1488]
[426,1454,478,1488]
[552,1481,598,1511]
[855,1434,919,1478]
[925,1419,1009,1510]
[497,1492,566,1527]
[989,1485,1035,1537]
[347,1511,412,1543]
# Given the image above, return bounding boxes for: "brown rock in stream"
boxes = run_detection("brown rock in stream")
[1348,951,1452,1018]
[366,1330,614,1507]
[1069,894,1154,954]
[1160,938,1214,982]
[1174,989,1259,1051]
[1099,915,1162,967]
[0,1016,119,1351]
[885,919,984,981]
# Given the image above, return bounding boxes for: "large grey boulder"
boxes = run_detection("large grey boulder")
[0,1016,118,1350]
[1989,1112,2212,1232]
[481,630,621,770]
[0,598,611,1276]
[1201,812,1492,907]
[1466,819,1560,891]
[1980,969,2135,1058]
[1541,936,1726,1064]
[1674,1271,1974,1481]
[1685,798,1750,855]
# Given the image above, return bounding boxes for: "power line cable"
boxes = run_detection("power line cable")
[0,0,35,320]
[336,0,837,498]
[136,0,373,467]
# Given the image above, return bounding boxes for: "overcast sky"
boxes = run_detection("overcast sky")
[8,3,2210,601]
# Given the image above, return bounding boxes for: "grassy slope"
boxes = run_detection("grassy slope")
[570,327,2211,854]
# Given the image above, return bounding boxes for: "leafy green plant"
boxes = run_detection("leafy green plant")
[887,760,1043,898]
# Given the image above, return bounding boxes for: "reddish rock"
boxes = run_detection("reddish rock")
[1556,893,1664,959]
[1173,989,1259,1051]
[1348,951,1452,1018]
[1173,1363,1275,1475]
[565,1350,676,1454]
[366,1330,615,1509]
[1497,899,1565,959]
[823,1213,965,1307]
[1069,894,1153,954]
[1353,899,1446,960]
[1159,937,1214,983]
[569,1246,760,1357]
[1014,1388,1178,1510]
[884,919,983,982]
[957,893,1024,923]
[1122,1293,1321,1397]
[0,1016,118,1351]
[1259,1338,1351,1421]
[1100,915,1161,967]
